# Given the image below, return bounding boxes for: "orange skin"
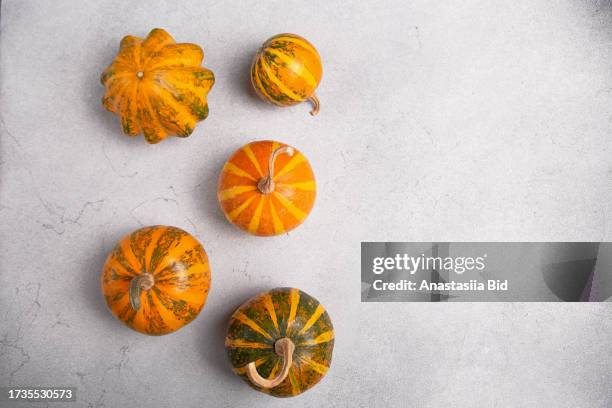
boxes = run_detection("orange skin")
[100,28,215,143]
[217,141,316,236]
[101,225,211,335]
[251,33,323,115]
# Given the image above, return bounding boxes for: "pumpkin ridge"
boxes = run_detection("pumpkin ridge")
[146,88,193,137]
[104,262,133,285]
[150,68,213,121]
[297,304,325,336]
[153,67,214,90]
[275,181,316,191]
[152,263,177,281]
[268,359,282,379]
[265,48,317,88]
[118,82,141,135]
[226,195,257,221]
[233,311,274,341]
[153,262,208,295]
[241,145,265,177]
[163,243,208,272]
[136,106,161,143]
[273,35,319,56]
[272,192,307,222]
[148,227,184,273]
[234,356,270,375]
[151,287,200,325]
[113,82,137,119]
[144,291,173,334]
[140,226,166,273]
[103,77,133,113]
[117,302,137,324]
[116,39,143,71]
[129,227,149,268]
[297,355,329,375]
[225,338,272,350]
[267,199,286,234]
[225,155,260,185]
[146,43,204,70]
[255,59,294,105]
[218,185,257,201]
[273,153,307,180]
[178,247,209,271]
[104,290,127,309]
[119,35,142,51]
[141,28,176,63]
[287,367,300,396]
[247,196,266,234]
[251,59,282,105]
[300,330,334,346]
[285,289,300,335]
[138,87,170,141]
[110,245,139,277]
[222,162,258,182]
[259,54,304,102]
[101,70,133,89]
[148,78,199,131]
[261,293,280,334]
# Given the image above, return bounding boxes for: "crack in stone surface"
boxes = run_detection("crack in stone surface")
[0,282,41,384]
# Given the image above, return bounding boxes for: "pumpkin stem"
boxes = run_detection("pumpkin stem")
[257,146,294,194]
[308,93,320,116]
[129,272,154,311]
[246,337,295,388]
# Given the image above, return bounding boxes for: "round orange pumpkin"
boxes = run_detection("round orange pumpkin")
[100,28,215,143]
[217,140,316,236]
[101,225,211,335]
[251,34,323,115]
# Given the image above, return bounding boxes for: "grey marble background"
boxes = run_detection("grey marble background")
[1,1,611,407]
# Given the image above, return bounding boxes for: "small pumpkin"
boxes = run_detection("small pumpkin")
[217,140,316,236]
[101,28,215,143]
[251,34,323,115]
[226,287,334,397]
[101,225,211,335]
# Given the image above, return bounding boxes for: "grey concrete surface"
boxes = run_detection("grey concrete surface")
[1,1,611,407]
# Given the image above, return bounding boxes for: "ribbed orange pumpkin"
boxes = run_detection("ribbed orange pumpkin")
[100,28,215,143]
[251,34,322,115]
[101,225,211,335]
[217,140,316,236]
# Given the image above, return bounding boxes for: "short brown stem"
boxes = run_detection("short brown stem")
[257,146,294,194]
[308,93,320,116]
[246,338,295,388]
[129,272,154,311]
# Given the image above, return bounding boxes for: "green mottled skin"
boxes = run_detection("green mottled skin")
[253,59,300,105]
[102,225,211,336]
[226,288,334,397]
[100,28,214,144]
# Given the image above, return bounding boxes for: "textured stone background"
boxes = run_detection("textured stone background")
[1,1,611,407]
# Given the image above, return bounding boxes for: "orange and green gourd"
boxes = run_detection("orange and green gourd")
[225,287,334,397]
[101,225,211,335]
[217,140,316,236]
[251,34,323,115]
[100,28,215,143]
